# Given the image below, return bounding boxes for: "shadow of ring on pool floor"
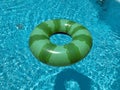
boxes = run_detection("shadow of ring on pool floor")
[54,68,98,90]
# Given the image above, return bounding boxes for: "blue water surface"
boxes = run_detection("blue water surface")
[0,0,120,90]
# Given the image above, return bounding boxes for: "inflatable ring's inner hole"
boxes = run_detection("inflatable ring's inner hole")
[49,32,72,46]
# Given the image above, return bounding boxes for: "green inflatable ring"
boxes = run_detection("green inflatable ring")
[29,19,92,66]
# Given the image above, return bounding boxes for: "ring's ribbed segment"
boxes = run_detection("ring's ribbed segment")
[45,20,55,33]
[38,43,57,63]
[73,35,92,48]
[30,39,50,59]
[64,43,81,64]
[72,40,90,59]
[58,19,68,32]
[67,23,82,34]
[30,28,48,37]
[65,20,76,32]
[48,46,71,66]
[53,19,61,32]
[29,35,49,46]
[37,22,53,36]
[72,30,91,38]
[71,26,87,36]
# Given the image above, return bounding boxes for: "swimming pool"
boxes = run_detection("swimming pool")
[0,0,120,90]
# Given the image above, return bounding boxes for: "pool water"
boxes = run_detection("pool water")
[50,33,72,46]
[0,0,120,90]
